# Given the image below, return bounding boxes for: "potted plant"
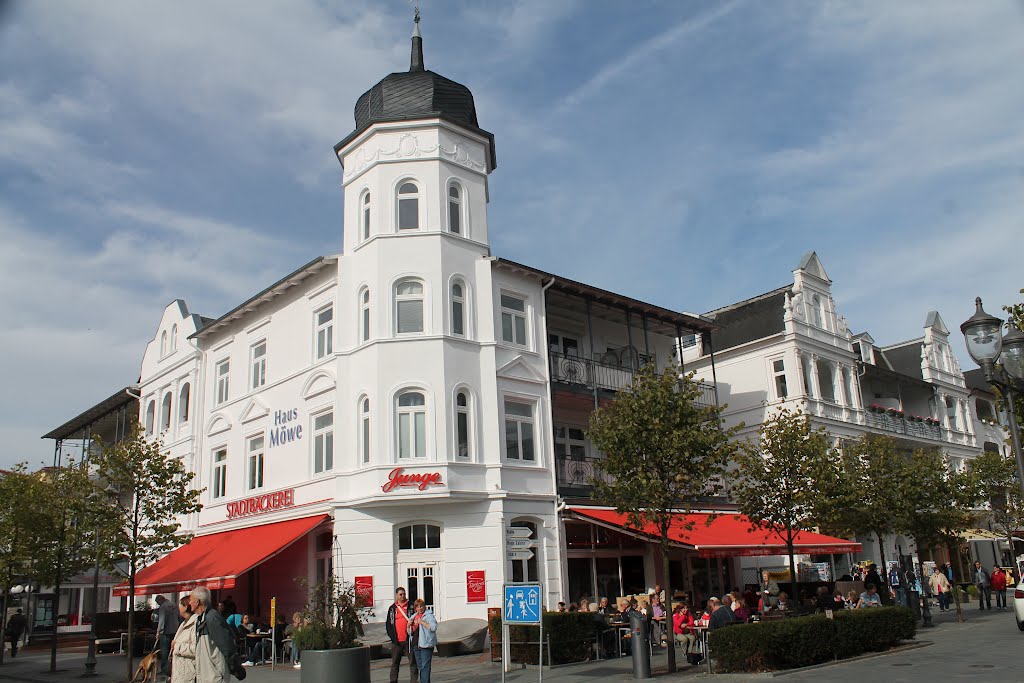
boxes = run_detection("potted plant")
[293,576,374,683]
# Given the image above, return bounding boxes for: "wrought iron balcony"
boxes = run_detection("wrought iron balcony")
[865,411,942,441]
[555,453,613,497]
[549,352,717,406]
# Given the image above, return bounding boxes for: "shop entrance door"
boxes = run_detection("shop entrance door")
[400,562,440,617]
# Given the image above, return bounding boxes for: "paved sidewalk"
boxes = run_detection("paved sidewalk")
[0,607,1018,682]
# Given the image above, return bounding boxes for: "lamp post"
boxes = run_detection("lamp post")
[960,298,1024,507]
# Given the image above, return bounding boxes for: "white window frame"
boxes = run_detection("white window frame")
[312,410,334,474]
[553,424,587,460]
[360,288,371,343]
[451,280,466,337]
[500,292,528,348]
[160,330,168,357]
[247,434,265,491]
[360,396,371,464]
[504,398,536,462]
[250,340,267,390]
[215,359,230,406]
[171,324,178,351]
[455,389,471,460]
[447,181,463,235]
[396,390,428,460]
[396,180,420,231]
[769,357,788,400]
[145,400,156,435]
[315,305,334,360]
[361,189,371,240]
[395,279,425,335]
[212,447,227,499]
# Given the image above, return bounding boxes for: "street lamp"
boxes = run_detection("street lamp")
[960,297,1024,506]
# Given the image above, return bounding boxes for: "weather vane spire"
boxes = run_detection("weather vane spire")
[409,0,424,71]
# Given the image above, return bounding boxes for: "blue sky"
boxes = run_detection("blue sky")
[2,0,1022,469]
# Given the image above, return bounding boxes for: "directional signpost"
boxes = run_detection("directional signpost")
[503,525,542,683]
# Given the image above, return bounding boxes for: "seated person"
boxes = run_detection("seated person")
[844,590,858,609]
[596,597,611,615]
[856,583,882,608]
[708,596,738,631]
[695,600,713,627]
[242,615,287,666]
[672,603,696,654]
[730,591,750,622]
[649,594,667,645]
[775,592,791,612]
[815,586,835,613]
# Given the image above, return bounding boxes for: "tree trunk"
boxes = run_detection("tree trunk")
[660,535,676,673]
[126,571,136,682]
[0,570,9,665]
[49,513,67,673]
[876,533,888,604]
[786,532,798,606]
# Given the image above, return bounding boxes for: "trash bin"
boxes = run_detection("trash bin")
[627,608,651,679]
[906,590,921,620]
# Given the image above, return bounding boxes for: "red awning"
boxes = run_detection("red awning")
[113,514,330,597]
[570,508,860,558]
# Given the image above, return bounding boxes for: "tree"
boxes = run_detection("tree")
[827,434,913,597]
[588,364,741,673]
[22,460,116,672]
[967,450,1024,567]
[730,408,839,602]
[92,424,203,680]
[0,466,46,666]
[895,448,980,623]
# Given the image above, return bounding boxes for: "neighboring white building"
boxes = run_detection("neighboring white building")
[682,252,981,575]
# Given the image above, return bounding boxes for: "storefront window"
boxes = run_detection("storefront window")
[398,524,441,550]
[567,558,595,604]
[621,556,645,597]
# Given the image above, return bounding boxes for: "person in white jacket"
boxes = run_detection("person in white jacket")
[172,597,198,683]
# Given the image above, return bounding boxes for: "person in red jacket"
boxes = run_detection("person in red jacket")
[991,566,1008,611]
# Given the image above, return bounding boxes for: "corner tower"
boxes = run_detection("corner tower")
[334,12,496,255]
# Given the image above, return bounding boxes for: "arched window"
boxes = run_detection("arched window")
[975,398,996,422]
[361,190,371,240]
[447,183,462,234]
[397,181,419,230]
[171,324,178,351]
[178,383,190,423]
[160,330,168,356]
[809,295,823,328]
[160,392,172,431]
[360,288,371,342]
[396,391,427,459]
[397,523,441,550]
[145,400,156,435]
[509,520,539,582]
[451,281,465,337]
[456,390,471,459]
[395,279,424,334]
[360,397,371,464]
[815,359,835,402]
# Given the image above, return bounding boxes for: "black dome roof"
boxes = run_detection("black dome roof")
[335,17,495,169]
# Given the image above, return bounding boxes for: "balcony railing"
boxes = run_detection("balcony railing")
[555,453,613,496]
[549,352,717,406]
[865,411,942,441]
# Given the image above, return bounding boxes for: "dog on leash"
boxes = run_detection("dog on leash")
[131,647,161,683]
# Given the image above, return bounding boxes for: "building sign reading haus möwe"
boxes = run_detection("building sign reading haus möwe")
[227,488,295,519]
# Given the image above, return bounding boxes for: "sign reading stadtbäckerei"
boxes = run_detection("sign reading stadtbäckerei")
[503,584,541,624]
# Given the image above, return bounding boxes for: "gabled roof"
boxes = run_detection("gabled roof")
[191,256,338,340]
[924,311,950,335]
[702,285,790,352]
[796,251,830,283]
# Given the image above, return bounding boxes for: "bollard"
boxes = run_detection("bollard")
[627,608,651,679]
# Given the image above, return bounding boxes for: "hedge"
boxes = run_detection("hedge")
[488,612,596,665]
[708,607,916,672]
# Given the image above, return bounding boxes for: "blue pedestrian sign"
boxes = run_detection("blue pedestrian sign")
[503,583,541,624]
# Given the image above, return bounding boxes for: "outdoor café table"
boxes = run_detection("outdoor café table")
[247,631,271,658]
[692,626,711,674]
[608,621,632,658]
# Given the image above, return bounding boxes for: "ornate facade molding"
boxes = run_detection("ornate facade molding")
[343,132,486,181]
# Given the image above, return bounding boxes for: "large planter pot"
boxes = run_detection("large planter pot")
[300,646,371,683]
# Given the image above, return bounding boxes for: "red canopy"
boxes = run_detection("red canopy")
[113,514,330,597]
[570,508,860,558]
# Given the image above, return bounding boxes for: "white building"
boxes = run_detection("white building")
[682,252,982,574]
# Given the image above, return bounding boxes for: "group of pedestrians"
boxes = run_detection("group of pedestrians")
[386,586,438,683]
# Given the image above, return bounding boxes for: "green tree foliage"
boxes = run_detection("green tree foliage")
[588,363,741,673]
[967,450,1024,563]
[827,434,913,591]
[731,408,839,600]
[92,424,203,680]
[894,448,980,622]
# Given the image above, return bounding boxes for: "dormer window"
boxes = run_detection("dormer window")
[809,295,823,328]
[448,183,462,235]
[397,181,419,230]
[160,331,168,356]
[171,324,178,351]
